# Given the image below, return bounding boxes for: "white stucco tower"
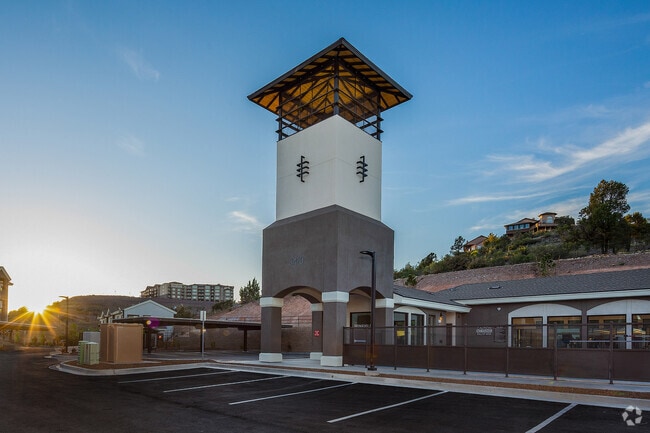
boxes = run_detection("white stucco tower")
[249,38,411,366]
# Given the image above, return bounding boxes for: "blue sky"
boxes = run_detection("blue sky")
[2,1,650,311]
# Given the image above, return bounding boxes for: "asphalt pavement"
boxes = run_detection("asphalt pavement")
[3,348,649,432]
[56,349,650,411]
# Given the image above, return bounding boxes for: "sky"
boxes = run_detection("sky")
[2,1,650,312]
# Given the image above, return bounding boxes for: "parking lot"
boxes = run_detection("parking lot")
[1,349,647,432]
[115,366,645,432]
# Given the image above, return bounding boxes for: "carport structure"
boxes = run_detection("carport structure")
[114,317,284,353]
[248,38,411,367]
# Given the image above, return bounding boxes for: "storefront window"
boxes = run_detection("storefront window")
[632,314,650,349]
[394,312,407,345]
[512,317,542,348]
[350,312,370,344]
[587,315,625,348]
[548,316,581,348]
[351,312,370,327]
[410,313,424,346]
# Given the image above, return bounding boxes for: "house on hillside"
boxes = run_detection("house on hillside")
[504,212,558,237]
[463,235,487,252]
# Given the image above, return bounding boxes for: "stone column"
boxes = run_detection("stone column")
[259,297,283,362]
[310,303,323,360]
[376,298,394,345]
[320,291,349,367]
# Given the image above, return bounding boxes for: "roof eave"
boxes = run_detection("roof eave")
[247,37,412,106]
[455,288,650,306]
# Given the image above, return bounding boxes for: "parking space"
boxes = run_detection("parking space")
[115,367,644,432]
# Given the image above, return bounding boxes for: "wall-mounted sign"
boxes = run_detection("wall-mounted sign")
[475,327,493,336]
[289,256,304,265]
[313,330,320,337]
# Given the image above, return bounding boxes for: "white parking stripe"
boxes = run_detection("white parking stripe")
[525,403,577,433]
[164,375,288,393]
[119,370,233,384]
[229,382,355,405]
[327,390,448,423]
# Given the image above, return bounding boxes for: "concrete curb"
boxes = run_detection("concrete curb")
[53,360,218,376]
[213,360,650,410]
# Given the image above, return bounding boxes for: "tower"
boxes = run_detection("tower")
[249,38,411,366]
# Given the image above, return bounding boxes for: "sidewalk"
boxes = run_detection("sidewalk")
[56,350,650,410]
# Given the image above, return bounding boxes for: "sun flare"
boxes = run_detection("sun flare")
[26,301,50,316]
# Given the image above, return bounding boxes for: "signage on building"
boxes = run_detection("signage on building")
[475,327,493,336]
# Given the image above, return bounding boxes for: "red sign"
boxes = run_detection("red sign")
[313,330,320,337]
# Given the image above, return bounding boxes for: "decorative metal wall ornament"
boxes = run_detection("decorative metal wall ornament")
[356,155,368,182]
[296,155,310,182]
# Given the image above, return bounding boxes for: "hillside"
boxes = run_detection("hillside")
[406,251,650,293]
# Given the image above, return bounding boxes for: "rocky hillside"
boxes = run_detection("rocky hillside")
[407,251,650,293]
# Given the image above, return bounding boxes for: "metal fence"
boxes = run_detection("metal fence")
[343,323,650,383]
[218,315,312,326]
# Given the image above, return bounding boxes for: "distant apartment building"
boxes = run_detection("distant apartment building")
[504,212,558,237]
[141,282,234,302]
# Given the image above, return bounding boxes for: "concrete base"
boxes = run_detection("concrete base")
[320,355,343,367]
[259,352,283,363]
[310,352,323,360]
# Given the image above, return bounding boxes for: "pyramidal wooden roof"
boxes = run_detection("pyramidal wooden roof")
[248,38,412,140]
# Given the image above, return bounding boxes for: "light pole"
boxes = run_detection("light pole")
[59,295,69,354]
[360,250,377,371]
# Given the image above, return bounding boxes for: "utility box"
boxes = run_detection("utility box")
[78,341,99,365]
[100,323,143,364]
[78,341,88,364]
[82,331,101,344]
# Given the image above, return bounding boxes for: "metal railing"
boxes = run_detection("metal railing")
[219,315,312,326]
[343,323,650,383]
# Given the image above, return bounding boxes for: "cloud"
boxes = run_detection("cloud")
[576,12,650,34]
[487,121,650,183]
[628,190,650,214]
[117,47,160,81]
[447,191,549,206]
[229,211,262,232]
[116,133,145,156]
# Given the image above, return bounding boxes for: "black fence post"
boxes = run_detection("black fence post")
[553,324,558,381]
[393,327,397,370]
[608,322,614,384]
[505,326,510,378]
[463,325,468,375]
[426,326,431,373]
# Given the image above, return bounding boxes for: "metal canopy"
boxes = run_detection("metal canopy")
[113,316,292,330]
[248,37,412,141]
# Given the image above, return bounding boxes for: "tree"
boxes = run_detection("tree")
[394,262,416,280]
[174,305,194,318]
[212,300,234,312]
[405,274,418,287]
[239,278,261,304]
[578,180,630,254]
[416,252,437,273]
[625,212,650,251]
[8,306,30,322]
[450,236,466,255]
